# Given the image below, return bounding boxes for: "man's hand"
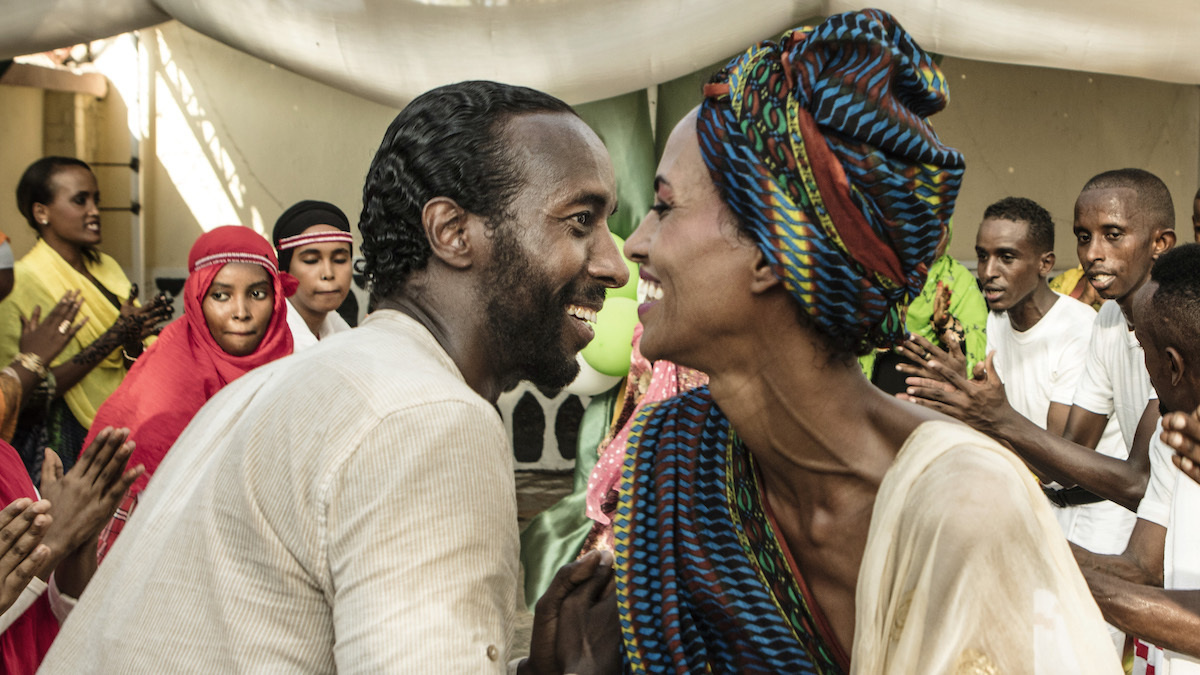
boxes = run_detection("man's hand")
[39,428,142,557]
[0,498,53,614]
[1163,407,1200,485]
[896,332,966,380]
[896,349,1013,435]
[522,549,621,675]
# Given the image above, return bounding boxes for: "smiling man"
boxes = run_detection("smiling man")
[40,81,627,674]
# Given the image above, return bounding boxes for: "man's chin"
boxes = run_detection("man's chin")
[511,355,581,394]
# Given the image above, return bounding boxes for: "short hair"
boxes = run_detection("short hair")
[1081,168,1174,233]
[1192,186,1200,202]
[16,156,93,232]
[982,196,1054,252]
[358,81,575,300]
[1148,244,1200,362]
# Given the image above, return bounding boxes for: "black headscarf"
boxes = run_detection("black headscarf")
[272,200,351,272]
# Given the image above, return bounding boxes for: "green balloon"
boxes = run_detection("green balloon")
[607,232,638,300]
[581,297,639,377]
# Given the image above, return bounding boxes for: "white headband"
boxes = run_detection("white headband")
[277,231,354,251]
[191,252,279,274]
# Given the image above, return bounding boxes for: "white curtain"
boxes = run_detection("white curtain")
[1,0,1196,106]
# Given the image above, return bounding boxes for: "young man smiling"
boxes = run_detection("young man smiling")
[40,81,627,674]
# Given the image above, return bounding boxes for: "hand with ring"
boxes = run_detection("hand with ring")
[18,290,88,367]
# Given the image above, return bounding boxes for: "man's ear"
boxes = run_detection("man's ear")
[1166,346,1186,388]
[1038,251,1056,278]
[1152,228,1177,259]
[748,247,781,294]
[422,197,474,270]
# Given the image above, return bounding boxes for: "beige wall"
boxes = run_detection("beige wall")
[0,85,44,257]
[935,56,1200,267]
[141,22,397,279]
[3,26,1199,282]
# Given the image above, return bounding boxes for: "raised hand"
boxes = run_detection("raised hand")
[0,498,53,614]
[116,284,174,342]
[897,349,1012,434]
[896,332,966,381]
[39,428,143,556]
[1162,408,1200,486]
[19,290,87,365]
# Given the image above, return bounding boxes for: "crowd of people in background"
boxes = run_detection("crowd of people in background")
[1,7,1200,674]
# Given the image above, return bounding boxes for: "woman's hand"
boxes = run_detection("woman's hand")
[38,428,142,557]
[0,498,53,615]
[115,284,174,343]
[18,290,87,365]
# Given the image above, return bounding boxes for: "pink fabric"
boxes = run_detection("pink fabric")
[85,226,295,559]
[583,324,707,551]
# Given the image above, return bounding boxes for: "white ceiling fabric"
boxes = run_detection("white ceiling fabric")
[0,1,1196,106]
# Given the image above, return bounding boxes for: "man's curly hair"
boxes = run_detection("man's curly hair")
[358,81,574,301]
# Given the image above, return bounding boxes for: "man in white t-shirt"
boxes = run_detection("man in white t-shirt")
[900,169,1175,513]
[903,169,1179,671]
[973,197,1133,554]
[1075,244,1200,673]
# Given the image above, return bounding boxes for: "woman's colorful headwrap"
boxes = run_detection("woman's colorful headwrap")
[697,9,964,353]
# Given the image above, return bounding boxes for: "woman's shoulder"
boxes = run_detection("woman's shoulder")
[893,421,1039,519]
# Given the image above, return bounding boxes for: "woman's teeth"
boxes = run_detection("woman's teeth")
[637,278,664,303]
[567,305,597,324]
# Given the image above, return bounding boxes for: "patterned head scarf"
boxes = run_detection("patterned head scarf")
[697,9,964,353]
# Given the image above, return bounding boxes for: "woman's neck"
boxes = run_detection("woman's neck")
[291,299,327,338]
[706,333,910,513]
[43,235,87,275]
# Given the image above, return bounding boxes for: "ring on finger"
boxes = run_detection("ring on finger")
[57,320,71,335]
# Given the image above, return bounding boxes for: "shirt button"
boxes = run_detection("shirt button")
[486,645,499,661]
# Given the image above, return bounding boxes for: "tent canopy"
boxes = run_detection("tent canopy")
[1,0,1196,106]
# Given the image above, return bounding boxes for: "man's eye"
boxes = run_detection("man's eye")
[572,212,592,226]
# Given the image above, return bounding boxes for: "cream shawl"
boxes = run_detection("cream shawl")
[852,421,1123,674]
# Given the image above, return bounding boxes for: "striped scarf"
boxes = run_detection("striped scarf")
[697,9,964,353]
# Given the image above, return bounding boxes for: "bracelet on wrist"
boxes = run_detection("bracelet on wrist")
[13,352,48,379]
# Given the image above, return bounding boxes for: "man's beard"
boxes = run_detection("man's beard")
[481,225,605,392]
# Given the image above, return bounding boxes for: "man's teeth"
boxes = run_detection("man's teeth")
[637,278,664,303]
[567,305,597,324]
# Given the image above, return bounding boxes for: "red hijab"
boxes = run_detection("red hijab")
[83,226,295,500]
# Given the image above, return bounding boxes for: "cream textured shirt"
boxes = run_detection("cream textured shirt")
[41,310,520,673]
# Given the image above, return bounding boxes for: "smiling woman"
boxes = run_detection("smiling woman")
[82,226,294,560]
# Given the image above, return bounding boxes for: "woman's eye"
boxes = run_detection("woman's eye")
[210,292,229,301]
[252,290,269,300]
